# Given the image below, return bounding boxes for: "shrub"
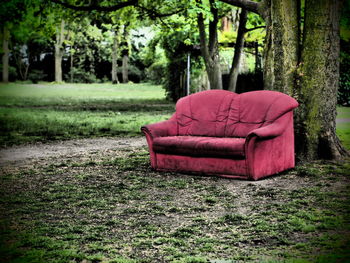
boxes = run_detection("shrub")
[339,49,350,106]
[146,61,166,85]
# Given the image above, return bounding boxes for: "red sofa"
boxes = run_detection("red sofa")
[141,90,299,180]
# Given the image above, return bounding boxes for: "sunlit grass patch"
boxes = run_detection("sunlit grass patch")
[337,106,350,150]
[0,107,170,146]
[0,82,173,146]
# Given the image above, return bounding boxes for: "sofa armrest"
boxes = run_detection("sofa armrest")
[245,112,295,180]
[247,112,291,139]
[141,115,177,170]
[141,115,177,139]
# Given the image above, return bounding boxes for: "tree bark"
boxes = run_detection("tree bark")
[55,20,65,82]
[121,24,130,83]
[112,28,120,84]
[2,26,10,83]
[122,54,128,83]
[228,8,247,92]
[70,49,73,82]
[197,0,223,90]
[297,0,348,160]
[262,0,299,95]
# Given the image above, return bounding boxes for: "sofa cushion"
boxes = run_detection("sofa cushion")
[153,136,245,158]
[175,90,299,138]
[176,90,237,137]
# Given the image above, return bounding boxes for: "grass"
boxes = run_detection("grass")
[0,82,174,146]
[337,107,350,150]
[0,150,349,262]
[0,82,349,262]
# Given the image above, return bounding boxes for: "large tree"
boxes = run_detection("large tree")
[48,0,348,160]
[0,0,28,82]
[221,0,348,160]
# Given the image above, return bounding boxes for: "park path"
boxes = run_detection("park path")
[0,117,348,166]
[336,118,350,123]
[0,137,147,166]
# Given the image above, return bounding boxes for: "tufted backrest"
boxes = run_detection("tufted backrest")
[175,90,299,137]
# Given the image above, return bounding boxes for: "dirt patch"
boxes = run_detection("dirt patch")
[0,137,147,166]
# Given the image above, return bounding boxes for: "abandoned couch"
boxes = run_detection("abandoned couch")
[141,90,299,180]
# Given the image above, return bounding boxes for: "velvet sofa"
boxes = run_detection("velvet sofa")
[141,90,299,180]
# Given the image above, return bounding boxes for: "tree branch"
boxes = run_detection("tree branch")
[197,11,210,64]
[245,25,265,33]
[51,0,184,19]
[136,4,185,19]
[208,0,219,55]
[50,0,138,12]
[219,0,261,15]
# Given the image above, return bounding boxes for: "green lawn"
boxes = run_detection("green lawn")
[0,82,174,146]
[337,107,350,150]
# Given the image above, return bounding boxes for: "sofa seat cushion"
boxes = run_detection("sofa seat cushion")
[153,136,246,158]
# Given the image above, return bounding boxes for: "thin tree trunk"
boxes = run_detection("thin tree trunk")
[70,49,73,82]
[254,42,261,72]
[2,26,10,83]
[197,0,223,90]
[55,20,65,82]
[121,24,130,83]
[228,8,247,92]
[122,55,128,83]
[297,0,348,160]
[112,29,119,84]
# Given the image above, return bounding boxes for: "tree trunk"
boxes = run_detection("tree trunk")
[122,54,128,83]
[254,42,261,72]
[197,0,223,90]
[112,29,120,84]
[2,26,10,83]
[70,49,74,82]
[262,0,299,95]
[297,0,347,160]
[220,0,348,161]
[206,60,222,90]
[121,24,130,84]
[55,20,65,82]
[228,8,247,92]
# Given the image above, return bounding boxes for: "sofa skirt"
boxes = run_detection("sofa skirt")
[154,153,249,180]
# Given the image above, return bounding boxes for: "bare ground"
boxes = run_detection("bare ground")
[0,137,147,166]
[0,137,349,262]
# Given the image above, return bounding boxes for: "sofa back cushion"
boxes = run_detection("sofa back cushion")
[176,90,236,136]
[176,90,298,137]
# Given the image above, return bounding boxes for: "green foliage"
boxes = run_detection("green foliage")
[28,69,47,83]
[146,61,167,84]
[339,48,350,106]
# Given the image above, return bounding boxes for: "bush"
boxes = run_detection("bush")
[28,70,47,84]
[67,68,99,83]
[339,49,350,106]
[146,62,166,85]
